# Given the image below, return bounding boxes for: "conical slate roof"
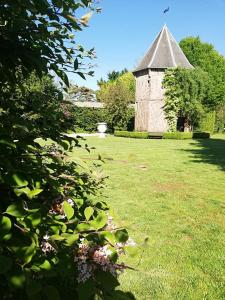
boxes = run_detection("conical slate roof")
[134,25,193,72]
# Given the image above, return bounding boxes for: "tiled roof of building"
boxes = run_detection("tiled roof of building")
[134,25,193,72]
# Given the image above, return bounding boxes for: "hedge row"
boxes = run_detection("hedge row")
[114,131,210,139]
[162,132,193,139]
[73,107,135,133]
[192,132,210,139]
[162,132,210,139]
[114,130,149,139]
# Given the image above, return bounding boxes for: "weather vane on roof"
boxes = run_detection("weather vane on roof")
[163,6,170,14]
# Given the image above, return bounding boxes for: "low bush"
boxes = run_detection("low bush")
[193,132,210,139]
[163,132,193,139]
[114,130,149,139]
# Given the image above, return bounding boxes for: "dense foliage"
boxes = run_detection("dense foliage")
[180,37,225,129]
[180,37,225,107]
[215,104,225,132]
[0,1,134,299]
[196,111,216,133]
[97,72,135,104]
[163,67,213,132]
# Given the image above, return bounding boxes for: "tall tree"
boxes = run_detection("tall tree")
[97,72,135,104]
[66,84,96,102]
[97,72,135,131]
[180,37,225,107]
[97,68,128,86]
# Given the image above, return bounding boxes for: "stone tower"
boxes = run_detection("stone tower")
[133,25,193,133]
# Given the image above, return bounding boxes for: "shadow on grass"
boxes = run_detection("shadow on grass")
[183,138,225,172]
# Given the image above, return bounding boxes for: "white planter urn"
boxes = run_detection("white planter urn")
[97,122,107,138]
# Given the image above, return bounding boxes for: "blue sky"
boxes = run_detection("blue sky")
[68,0,225,90]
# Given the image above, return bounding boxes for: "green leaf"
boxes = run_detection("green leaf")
[51,234,65,241]
[84,206,94,221]
[27,212,41,227]
[99,231,115,244]
[91,211,107,230]
[50,225,60,234]
[63,73,69,87]
[6,203,26,218]
[9,273,26,288]
[63,233,79,246]
[74,58,79,70]
[39,260,52,270]
[43,286,60,300]
[0,216,11,238]
[14,187,31,197]
[12,173,28,187]
[27,188,43,199]
[77,72,86,80]
[0,255,13,274]
[76,222,91,232]
[74,198,84,208]
[115,229,129,243]
[62,201,74,220]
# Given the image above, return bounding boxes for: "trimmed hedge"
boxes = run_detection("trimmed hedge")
[73,107,110,133]
[73,106,135,133]
[192,132,210,139]
[114,130,149,139]
[163,132,193,139]
[114,131,210,140]
[163,132,210,139]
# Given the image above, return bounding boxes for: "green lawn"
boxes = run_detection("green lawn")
[73,135,225,300]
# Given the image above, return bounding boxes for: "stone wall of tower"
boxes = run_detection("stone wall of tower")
[134,69,169,133]
[148,69,168,132]
[134,69,150,131]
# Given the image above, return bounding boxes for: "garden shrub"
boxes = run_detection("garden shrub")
[114,131,149,139]
[197,111,215,133]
